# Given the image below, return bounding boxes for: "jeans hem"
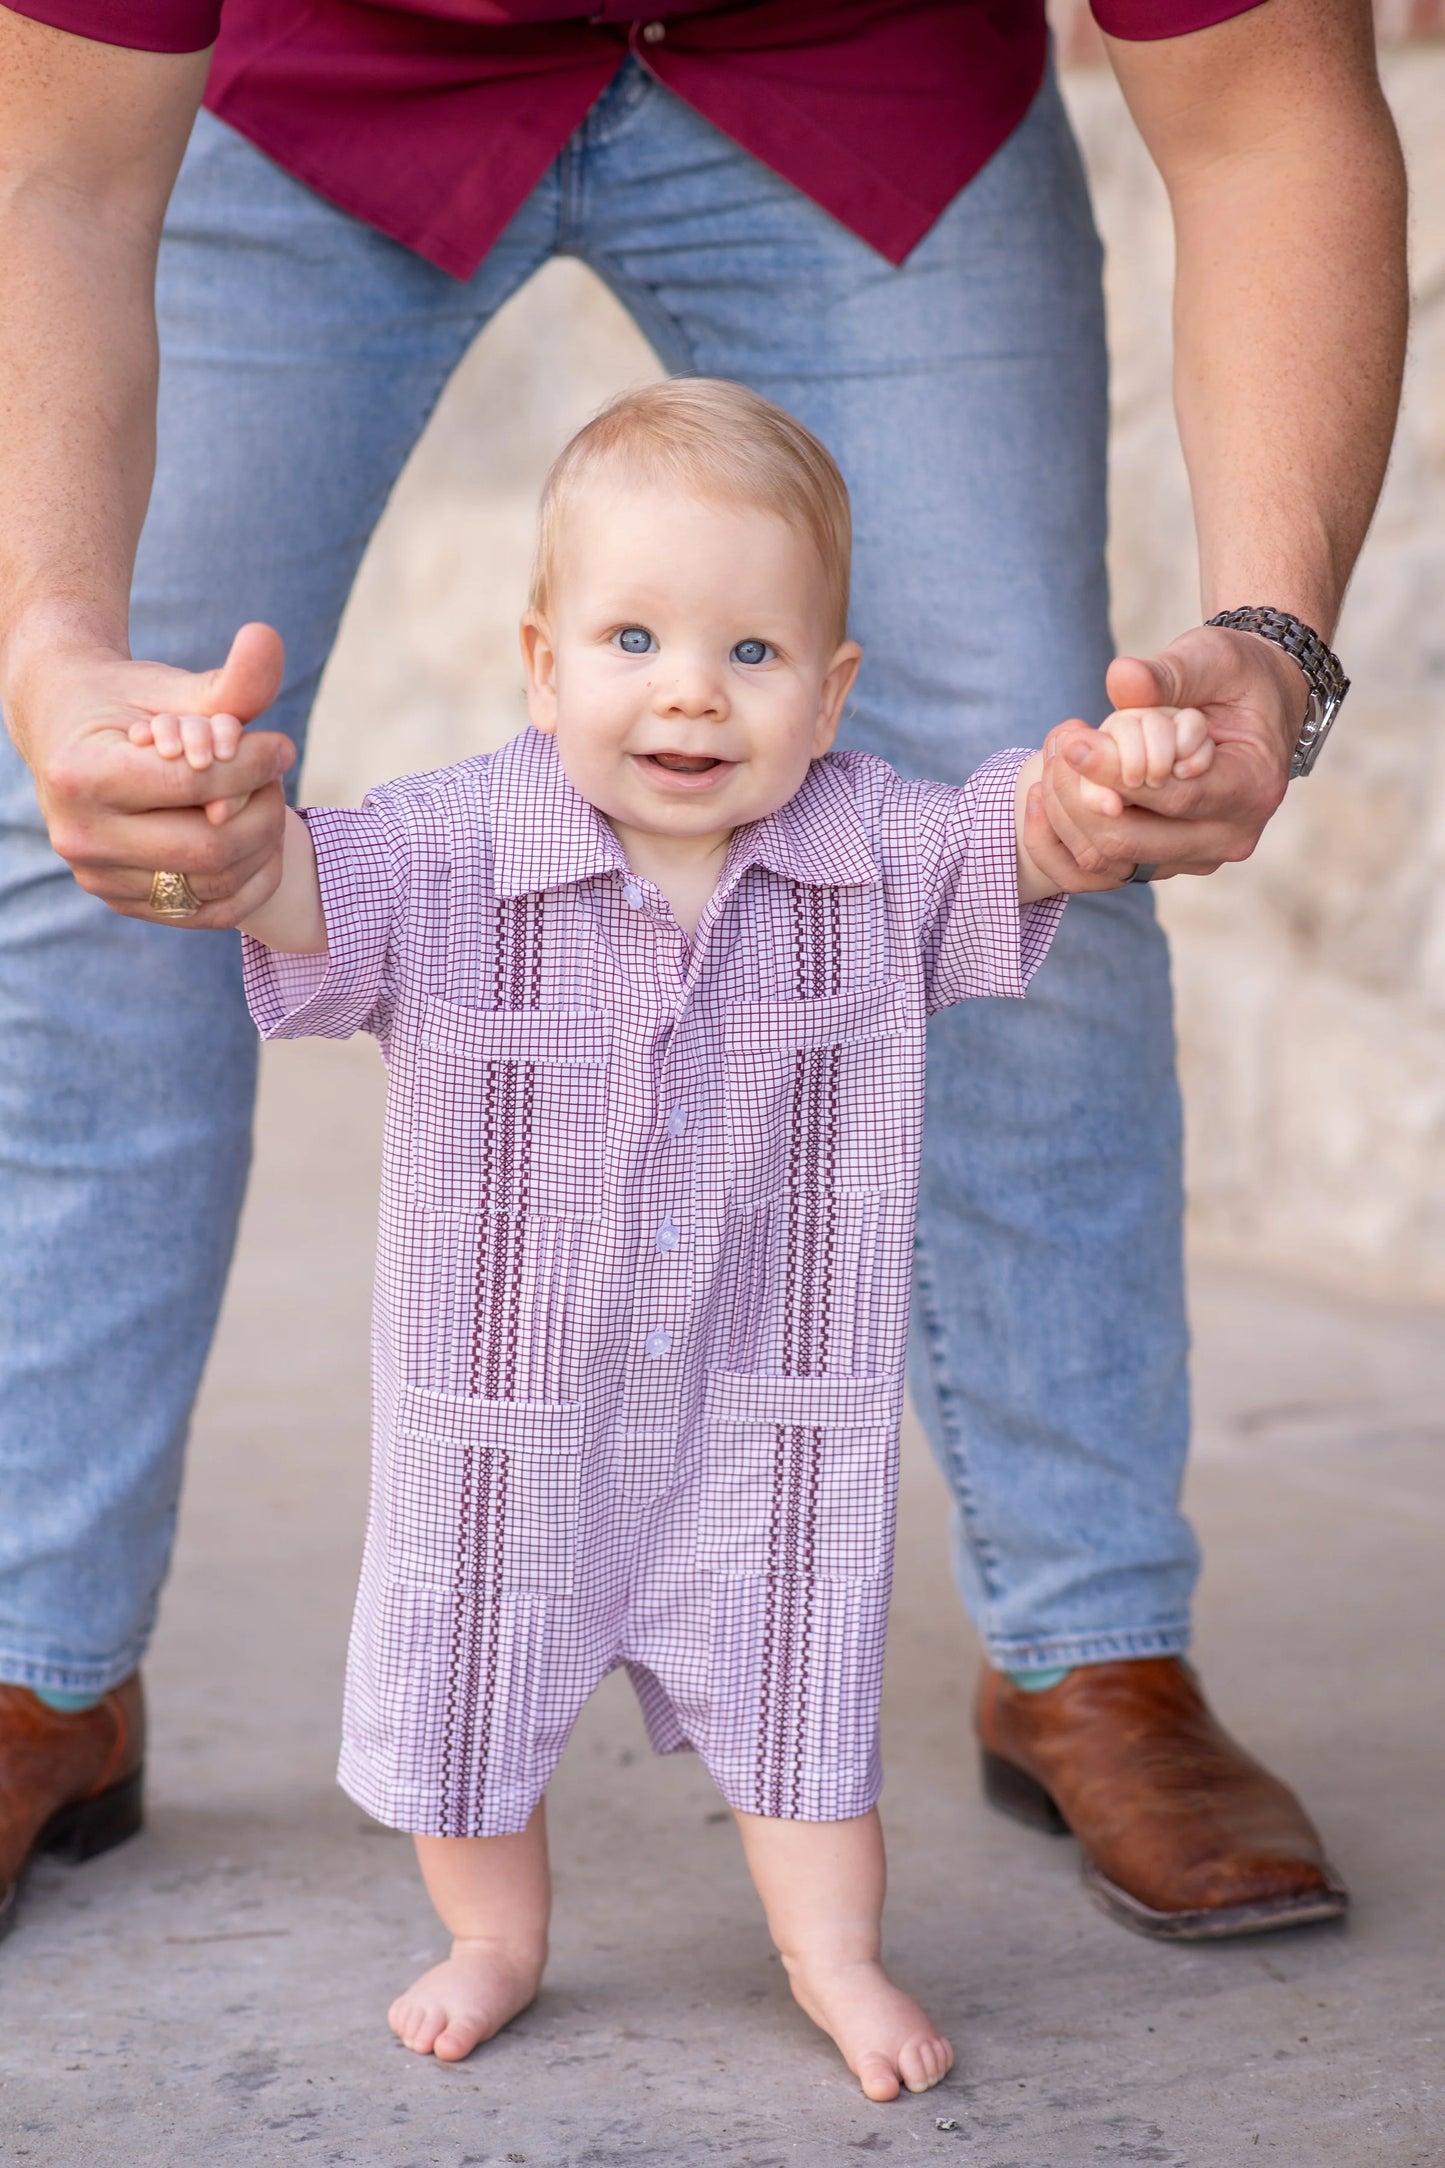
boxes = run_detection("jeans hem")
[0,1647,147,1696]
[984,1625,1191,1672]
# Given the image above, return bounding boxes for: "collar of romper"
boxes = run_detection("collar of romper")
[487,726,883,902]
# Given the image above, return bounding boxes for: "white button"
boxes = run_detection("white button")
[644,1327,673,1357]
[623,882,644,908]
[654,1217,679,1252]
[641,19,666,41]
[666,1105,688,1137]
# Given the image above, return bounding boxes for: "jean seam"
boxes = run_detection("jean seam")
[911,1230,1005,1620]
[555,136,582,257]
[987,1627,1193,1670]
[281,197,562,766]
[577,55,651,149]
[280,317,492,782]
[0,1640,150,1695]
[576,250,702,380]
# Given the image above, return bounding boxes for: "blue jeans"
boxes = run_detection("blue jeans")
[0,60,1197,1693]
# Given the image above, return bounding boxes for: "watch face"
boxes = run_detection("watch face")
[1292,688,1341,777]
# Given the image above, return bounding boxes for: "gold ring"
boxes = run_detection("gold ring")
[148,870,202,918]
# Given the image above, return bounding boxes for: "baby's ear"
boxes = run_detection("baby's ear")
[519,612,559,733]
[814,639,863,753]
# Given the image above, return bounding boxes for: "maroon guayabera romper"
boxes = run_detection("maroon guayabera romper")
[244,728,1062,1834]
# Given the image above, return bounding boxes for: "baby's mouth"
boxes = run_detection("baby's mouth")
[644,751,725,775]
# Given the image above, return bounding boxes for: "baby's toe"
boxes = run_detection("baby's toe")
[855,2051,902,2103]
[433,2016,485,2063]
[389,1995,444,2055]
[900,2034,953,2093]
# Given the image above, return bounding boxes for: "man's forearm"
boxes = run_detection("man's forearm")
[1109,0,1408,643]
[0,204,161,685]
[0,13,208,749]
[1169,106,1407,637]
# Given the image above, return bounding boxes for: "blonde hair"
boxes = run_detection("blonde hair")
[529,378,853,643]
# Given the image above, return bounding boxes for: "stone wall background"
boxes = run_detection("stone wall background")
[303,40,1445,1304]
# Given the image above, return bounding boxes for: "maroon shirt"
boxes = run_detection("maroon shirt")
[17,1,1260,278]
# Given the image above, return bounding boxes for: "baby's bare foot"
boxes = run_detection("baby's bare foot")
[785,1954,954,2102]
[388,1937,545,2062]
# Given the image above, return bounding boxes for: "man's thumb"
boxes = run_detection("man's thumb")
[195,621,285,722]
[1105,651,1178,713]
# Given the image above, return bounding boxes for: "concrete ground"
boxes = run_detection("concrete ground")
[1,1034,1441,2168]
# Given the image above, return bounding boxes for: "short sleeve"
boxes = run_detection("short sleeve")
[919,750,1066,1015]
[1089,0,1265,39]
[4,1,221,52]
[242,797,410,1045]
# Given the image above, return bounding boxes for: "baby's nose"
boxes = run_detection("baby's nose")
[656,667,725,718]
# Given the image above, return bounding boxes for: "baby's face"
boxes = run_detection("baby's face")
[521,481,860,845]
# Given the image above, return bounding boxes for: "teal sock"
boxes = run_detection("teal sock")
[31,1687,106,1713]
[1004,1667,1072,1692]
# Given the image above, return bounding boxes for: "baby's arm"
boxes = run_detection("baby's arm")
[241,807,326,952]
[129,710,327,952]
[1013,706,1216,900]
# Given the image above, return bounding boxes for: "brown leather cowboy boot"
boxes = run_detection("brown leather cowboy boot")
[975,1658,1348,1939]
[0,1675,145,1940]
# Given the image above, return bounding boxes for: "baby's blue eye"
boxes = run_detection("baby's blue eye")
[617,627,655,655]
[732,638,772,666]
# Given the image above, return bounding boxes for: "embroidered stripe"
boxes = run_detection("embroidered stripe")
[438,1437,482,1833]
[766,1426,807,1815]
[790,1429,823,1816]
[752,1420,788,1814]
[473,1445,510,1820]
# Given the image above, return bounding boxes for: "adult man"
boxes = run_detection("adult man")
[0,0,1406,1944]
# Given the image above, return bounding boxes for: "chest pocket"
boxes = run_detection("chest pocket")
[720,983,912,1207]
[407,1000,610,1220]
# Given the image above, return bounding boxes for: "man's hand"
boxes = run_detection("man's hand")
[1062,0,1406,890]
[0,10,257,919]
[1037,624,1308,882]
[8,620,298,929]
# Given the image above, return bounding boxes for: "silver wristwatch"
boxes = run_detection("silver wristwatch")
[1205,605,1350,777]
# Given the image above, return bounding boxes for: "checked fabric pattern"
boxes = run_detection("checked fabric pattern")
[244,728,1063,1835]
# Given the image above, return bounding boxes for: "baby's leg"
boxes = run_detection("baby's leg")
[389,1801,550,2062]
[735,1808,953,2102]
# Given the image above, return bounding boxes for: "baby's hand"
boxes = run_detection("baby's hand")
[127,710,244,772]
[1078,704,1215,816]
[128,711,252,821]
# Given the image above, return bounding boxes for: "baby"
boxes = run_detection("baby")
[134,380,1211,2101]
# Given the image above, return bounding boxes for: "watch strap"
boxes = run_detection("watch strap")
[1204,606,1349,778]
